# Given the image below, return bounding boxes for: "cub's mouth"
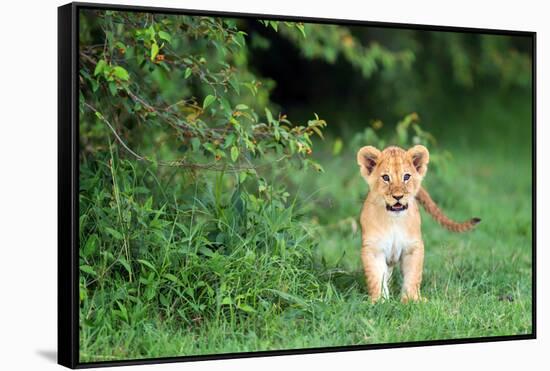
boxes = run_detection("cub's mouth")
[386,202,408,212]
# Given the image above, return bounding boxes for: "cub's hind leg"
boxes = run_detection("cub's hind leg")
[400,242,424,303]
[361,246,391,303]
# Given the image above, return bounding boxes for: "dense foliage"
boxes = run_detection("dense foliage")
[79,12,331,177]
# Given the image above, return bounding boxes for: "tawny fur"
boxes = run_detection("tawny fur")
[416,187,480,232]
[357,145,480,303]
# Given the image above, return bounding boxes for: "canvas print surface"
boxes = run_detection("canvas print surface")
[77,8,533,363]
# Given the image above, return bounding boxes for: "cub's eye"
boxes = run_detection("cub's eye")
[404,173,411,181]
[381,175,390,182]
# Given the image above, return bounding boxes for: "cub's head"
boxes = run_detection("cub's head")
[357,145,429,213]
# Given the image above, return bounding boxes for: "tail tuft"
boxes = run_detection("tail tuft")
[415,187,481,233]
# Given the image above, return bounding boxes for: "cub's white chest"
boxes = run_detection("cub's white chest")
[378,226,416,266]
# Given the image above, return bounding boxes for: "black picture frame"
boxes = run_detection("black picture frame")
[58,2,537,368]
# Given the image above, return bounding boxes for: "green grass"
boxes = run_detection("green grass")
[79,93,532,362]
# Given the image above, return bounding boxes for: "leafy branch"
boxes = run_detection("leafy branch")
[79,11,328,177]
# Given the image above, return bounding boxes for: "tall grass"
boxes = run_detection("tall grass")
[79,138,331,360]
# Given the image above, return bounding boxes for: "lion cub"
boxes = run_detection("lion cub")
[357,145,480,303]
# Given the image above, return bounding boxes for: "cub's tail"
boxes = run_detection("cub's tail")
[415,187,481,233]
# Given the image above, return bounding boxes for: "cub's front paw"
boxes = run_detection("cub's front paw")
[401,294,427,304]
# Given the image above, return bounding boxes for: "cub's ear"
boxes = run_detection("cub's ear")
[357,146,381,178]
[407,145,430,177]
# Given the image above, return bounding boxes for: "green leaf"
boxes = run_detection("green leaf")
[146,25,156,41]
[229,76,241,95]
[114,41,126,51]
[151,42,159,61]
[108,82,118,96]
[265,108,274,124]
[80,287,87,302]
[190,137,201,152]
[105,227,123,240]
[199,246,214,257]
[83,234,98,256]
[112,66,129,81]
[296,24,306,38]
[94,59,107,76]
[266,289,308,307]
[115,300,128,322]
[202,94,216,109]
[239,171,248,183]
[137,259,157,272]
[164,273,180,284]
[80,265,97,276]
[269,21,279,31]
[215,149,227,159]
[202,142,216,154]
[310,160,324,173]
[235,104,248,110]
[231,146,239,162]
[217,97,231,118]
[118,258,132,275]
[223,133,235,149]
[237,303,257,313]
[221,297,232,305]
[184,67,192,79]
[158,30,172,43]
[332,138,343,155]
[311,126,324,139]
[144,196,153,210]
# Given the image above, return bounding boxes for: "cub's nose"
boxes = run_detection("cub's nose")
[393,194,404,201]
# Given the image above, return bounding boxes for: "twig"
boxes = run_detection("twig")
[82,102,287,172]
[84,102,146,161]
